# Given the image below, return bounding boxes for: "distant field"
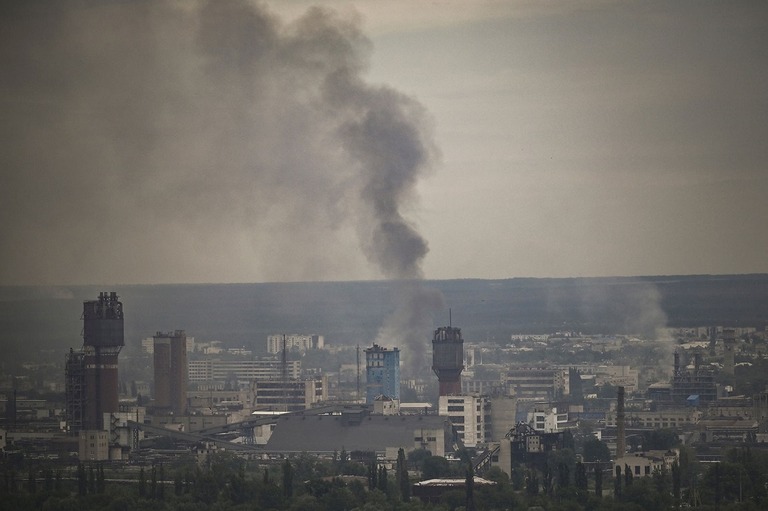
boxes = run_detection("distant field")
[0,274,766,359]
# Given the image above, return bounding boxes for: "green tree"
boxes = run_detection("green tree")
[466,465,475,511]
[671,460,681,509]
[526,470,539,496]
[421,456,451,480]
[396,448,410,501]
[282,459,294,498]
[97,465,105,494]
[583,438,611,462]
[156,464,164,500]
[575,462,588,493]
[174,473,183,496]
[594,464,603,497]
[26,468,36,494]
[557,462,570,489]
[641,428,680,451]
[77,463,86,497]
[378,466,388,494]
[137,467,146,498]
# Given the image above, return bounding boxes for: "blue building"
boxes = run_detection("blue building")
[365,344,400,404]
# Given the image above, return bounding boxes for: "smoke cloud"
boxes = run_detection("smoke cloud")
[0,0,443,371]
[0,0,437,286]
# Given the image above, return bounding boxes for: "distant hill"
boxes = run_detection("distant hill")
[0,274,766,360]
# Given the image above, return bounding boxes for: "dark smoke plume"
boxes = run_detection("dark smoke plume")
[0,1,442,372]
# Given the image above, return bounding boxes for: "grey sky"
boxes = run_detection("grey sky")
[1,0,767,285]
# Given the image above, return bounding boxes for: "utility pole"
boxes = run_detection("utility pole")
[356,344,361,403]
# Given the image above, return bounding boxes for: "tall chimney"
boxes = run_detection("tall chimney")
[432,326,464,396]
[616,386,626,459]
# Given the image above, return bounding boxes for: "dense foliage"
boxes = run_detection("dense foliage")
[4,446,768,510]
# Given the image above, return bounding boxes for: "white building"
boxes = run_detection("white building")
[188,359,301,383]
[266,334,324,354]
[527,407,569,432]
[439,394,491,447]
[615,450,678,478]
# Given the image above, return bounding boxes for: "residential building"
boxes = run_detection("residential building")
[365,344,400,403]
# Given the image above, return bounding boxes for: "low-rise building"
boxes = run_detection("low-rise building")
[615,450,678,478]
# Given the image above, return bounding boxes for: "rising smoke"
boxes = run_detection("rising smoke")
[0,1,443,372]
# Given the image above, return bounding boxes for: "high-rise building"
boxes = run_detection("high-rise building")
[432,326,464,396]
[65,292,125,433]
[153,330,188,414]
[365,344,400,404]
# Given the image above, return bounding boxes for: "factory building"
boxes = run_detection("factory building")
[153,330,188,414]
[65,292,124,434]
[365,344,400,403]
[671,352,719,405]
[432,326,465,396]
[504,367,568,401]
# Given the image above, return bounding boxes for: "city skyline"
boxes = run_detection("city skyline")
[2,0,767,286]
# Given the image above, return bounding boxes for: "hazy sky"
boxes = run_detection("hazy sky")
[2,0,767,286]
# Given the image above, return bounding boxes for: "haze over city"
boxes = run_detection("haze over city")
[2,0,767,286]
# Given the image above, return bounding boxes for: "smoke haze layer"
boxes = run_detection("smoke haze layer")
[0,0,437,287]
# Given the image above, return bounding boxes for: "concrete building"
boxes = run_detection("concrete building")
[265,409,456,457]
[439,394,491,446]
[153,330,188,414]
[365,344,400,403]
[527,407,569,433]
[605,409,700,430]
[615,450,678,478]
[505,367,568,400]
[494,422,569,474]
[489,395,517,442]
[142,335,195,354]
[79,429,109,461]
[188,358,300,383]
[266,334,324,354]
[249,377,327,412]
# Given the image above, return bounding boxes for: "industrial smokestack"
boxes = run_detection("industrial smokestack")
[674,352,680,376]
[723,329,736,378]
[432,326,464,396]
[616,386,626,459]
[81,291,124,430]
